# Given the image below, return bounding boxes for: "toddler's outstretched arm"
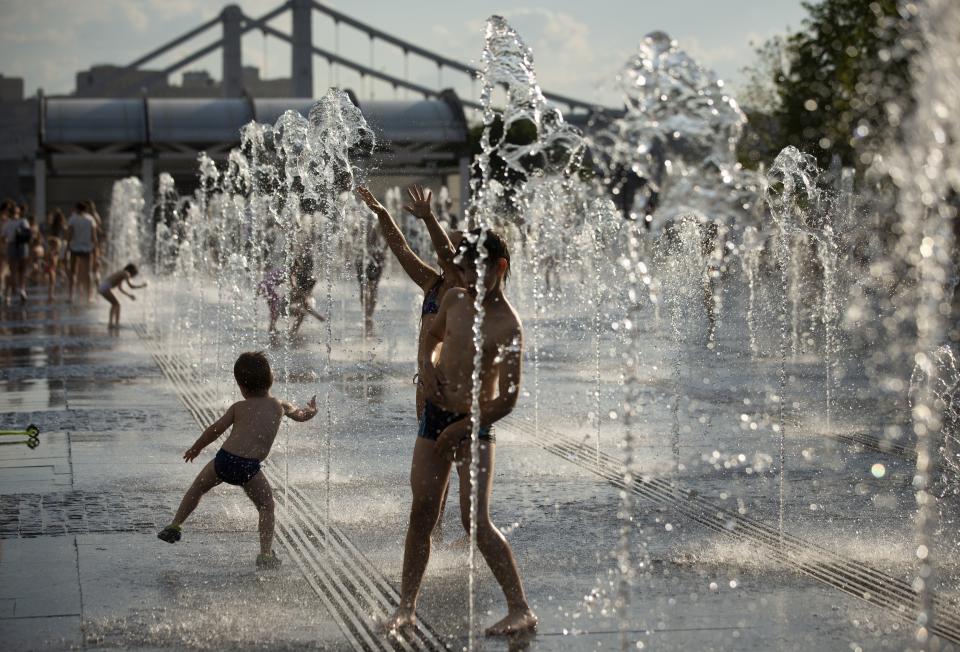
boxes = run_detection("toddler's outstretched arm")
[284,395,318,422]
[184,404,236,461]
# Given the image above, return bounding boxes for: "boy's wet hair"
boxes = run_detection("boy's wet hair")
[124,263,139,276]
[458,228,511,282]
[234,351,273,395]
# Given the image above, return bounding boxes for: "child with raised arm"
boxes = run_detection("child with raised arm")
[356,184,466,545]
[98,263,147,328]
[385,228,538,637]
[157,352,317,570]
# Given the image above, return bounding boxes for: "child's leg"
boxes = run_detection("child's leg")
[67,256,76,301]
[457,441,537,635]
[102,290,120,326]
[171,460,221,526]
[242,472,275,556]
[384,438,452,629]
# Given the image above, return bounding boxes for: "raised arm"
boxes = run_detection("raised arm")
[184,403,236,461]
[283,395,318,422]
[403,185,456,265]
[355,186,438,290]
[478,328,523,426]
[127,278,148,290]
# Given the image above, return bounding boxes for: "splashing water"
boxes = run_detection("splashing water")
[589,31,753,229]
[106,177,145,270]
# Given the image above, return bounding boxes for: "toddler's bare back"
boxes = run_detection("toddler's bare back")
[220,396,286,460]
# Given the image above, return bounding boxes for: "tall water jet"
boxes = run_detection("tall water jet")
[764,145,819,540]
[588,30,751,230]
[467,14,588,646]
[882,0,960,640]
[106,177,145,270]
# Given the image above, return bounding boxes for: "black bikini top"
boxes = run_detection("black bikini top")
[421,277,443,316]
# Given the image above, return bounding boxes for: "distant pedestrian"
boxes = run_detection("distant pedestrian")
[0,199,14,301]
[1,202,31,305]
[288,249,326,337]
[44,234,62,302]
[98,263,147,329]
[157,351,317,570]
[257,266,287,335]
[67,202,99,303]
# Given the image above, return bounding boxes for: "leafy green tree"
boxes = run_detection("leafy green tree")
[740,0,916,170]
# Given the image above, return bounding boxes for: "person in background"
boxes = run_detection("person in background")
[287,249,326,338]
[0,199,12,302]
[44,232,62,302]
[1,202,31,305]
[85,200,105,287]
[66,202,99,303]
[28,221,45,286]
[98,262,147,329]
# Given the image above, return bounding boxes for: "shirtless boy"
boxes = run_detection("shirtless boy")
[385,228,538,637]
[157,351,317,569]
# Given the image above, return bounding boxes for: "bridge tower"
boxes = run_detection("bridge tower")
[221,4,243,97]
[291,0,313,97]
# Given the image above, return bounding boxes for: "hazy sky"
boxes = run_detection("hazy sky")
[0,0,809,105]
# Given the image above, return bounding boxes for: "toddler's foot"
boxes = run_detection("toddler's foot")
[256,552,282,570]
[485,608,538,637]
[157,524,181,543]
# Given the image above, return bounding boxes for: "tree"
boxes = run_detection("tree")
[740,0,916,170]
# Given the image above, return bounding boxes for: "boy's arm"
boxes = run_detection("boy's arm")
[403,185,456,264]
[478,328,523,426]
[184,403,236,461]
[283,395,318,422]
[356,186,437,289]
[434,328,523,463]
[127,278,147,290]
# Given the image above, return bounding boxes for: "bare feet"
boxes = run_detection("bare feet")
[381,607,416,633]
[485,608,538,637]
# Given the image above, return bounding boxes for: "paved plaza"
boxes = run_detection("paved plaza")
[0,287,949,651]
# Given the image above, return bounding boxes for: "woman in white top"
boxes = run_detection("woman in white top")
[66,202,99,303]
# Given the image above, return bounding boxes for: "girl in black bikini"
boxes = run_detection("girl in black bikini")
[356,185,464,416]
[356,185,465,544]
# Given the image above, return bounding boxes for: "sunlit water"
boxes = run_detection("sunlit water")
[101,6,960,649]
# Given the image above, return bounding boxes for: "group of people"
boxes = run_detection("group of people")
[0,198,113,305]
[156,184,538,638]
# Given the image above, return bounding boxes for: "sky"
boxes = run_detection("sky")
[0,0,810,106]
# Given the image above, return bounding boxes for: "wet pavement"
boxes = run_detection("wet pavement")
[0,281,955,650]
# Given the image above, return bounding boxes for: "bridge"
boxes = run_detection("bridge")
[26,1,606,219]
